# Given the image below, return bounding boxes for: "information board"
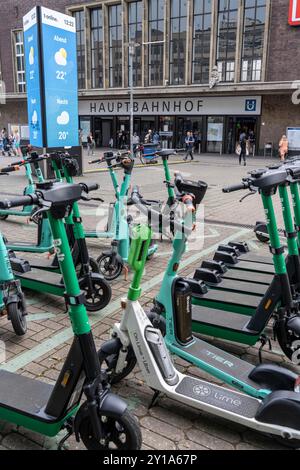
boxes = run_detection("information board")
[23,6,79,148]
[23,7,44,147]
[287,127,300,150]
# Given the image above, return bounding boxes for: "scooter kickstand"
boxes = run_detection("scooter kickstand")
[148,390,161,410]
[258,335,272,363]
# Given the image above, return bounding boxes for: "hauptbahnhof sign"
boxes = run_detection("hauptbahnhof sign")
[79,96,262,117]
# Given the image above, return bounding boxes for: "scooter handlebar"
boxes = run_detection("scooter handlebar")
[222,182,250,193]
[0,194,39,210]
[131,188,189,235]
[1,165,20,173]
[88,158,103,164]
[80,182,99,193]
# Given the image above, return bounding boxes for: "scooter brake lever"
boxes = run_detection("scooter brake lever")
[30,201,51,222]
[239,190,257,203]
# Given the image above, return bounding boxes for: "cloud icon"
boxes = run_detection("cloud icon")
[32,110,38,125]
[57,111,70,126]
[55,48,67,66]
[29,47,34,66]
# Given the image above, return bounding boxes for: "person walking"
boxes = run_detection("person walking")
[132,132,140,153]
[144,129,153,144]
[279,134,288,162]
[13,129,22,157]
[87,131,95,156]
[184,131,195,161]
[239,131,247,166]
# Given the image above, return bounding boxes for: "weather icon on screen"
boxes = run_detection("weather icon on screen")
[57,111,70,125]
[55,48,67,66]
[29,47,34,66]
[32,110,38,126]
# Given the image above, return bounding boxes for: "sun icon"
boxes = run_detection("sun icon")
[60,48,67,59]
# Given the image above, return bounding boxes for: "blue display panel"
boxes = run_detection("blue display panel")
[40,7,79,148]
[23,7,44,148]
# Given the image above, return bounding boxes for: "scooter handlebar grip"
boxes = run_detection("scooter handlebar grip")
[223,183,248,193]
[88,158,102,164]
[1,165,20,173]
[0,194,38,209]
[80,182,99,193]
[9,159,25,166]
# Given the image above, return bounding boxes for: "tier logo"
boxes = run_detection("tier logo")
[289,0,300,26]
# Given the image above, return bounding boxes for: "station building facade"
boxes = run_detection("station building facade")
[0,0,300,154]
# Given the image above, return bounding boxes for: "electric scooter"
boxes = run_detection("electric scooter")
[0,181,141,450]
[88,151,157,280]
[1,151,54,255]
[99,221,300,448]
[0,172,27,336]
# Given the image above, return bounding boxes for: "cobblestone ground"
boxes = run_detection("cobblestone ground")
[0,153,297,450]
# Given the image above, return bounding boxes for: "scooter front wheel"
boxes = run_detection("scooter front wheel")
[78,409,142,450]
[98,338,137,384]
[80,276,112,312]
[97,253,123,281]
[8,302,27,336]
[0,214,8,221]
[254,222,269,244]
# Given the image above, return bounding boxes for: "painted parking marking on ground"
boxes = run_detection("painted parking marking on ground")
[2,227,250,372]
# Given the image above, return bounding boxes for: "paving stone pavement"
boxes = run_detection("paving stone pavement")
[0,154,297,451]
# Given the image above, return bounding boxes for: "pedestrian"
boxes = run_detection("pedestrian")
[87,131,95,156]
[79,128,83,147]
[13,129,21,157]
[144,129,153,144]
[120,131,127,149]
[184,131,195,161]
[152,131,160,146]
[132,132,140,152]
[109,137,114,149]
[239,131,247,166]
[1,128,8,154]
[279,134,288,162]
[249,130,256,156]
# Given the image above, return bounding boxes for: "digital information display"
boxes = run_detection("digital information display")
[23,6,79,148]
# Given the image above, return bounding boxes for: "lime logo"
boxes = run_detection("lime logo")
[193,385,211,397]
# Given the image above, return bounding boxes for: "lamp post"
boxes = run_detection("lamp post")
[127,40,165,157]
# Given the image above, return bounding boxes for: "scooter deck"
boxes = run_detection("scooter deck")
[0,370,53,418]
[193,290,261,315]
[223,270,273,285]
[240,253,273,265]
[173,336,259,389]
[14,269,63,295]
[176,376,260,419]
[192,305,252,334]
[207,279,266,296]
[229,261,274,274]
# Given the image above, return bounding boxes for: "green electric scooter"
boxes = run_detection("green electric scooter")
[0,181,141,450]
[1,151,54,255]
[87,151,157,280]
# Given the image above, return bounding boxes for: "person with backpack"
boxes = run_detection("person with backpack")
[184,131,195,161]
[87,131,95,156]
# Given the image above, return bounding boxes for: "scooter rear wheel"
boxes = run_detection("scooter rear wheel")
[97,253,123,281]
[81,277,112,312]
[79,409,142,450]
[8,302,27,336]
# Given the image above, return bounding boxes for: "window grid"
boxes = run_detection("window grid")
[109,4,123,88]
[148,0,164,86]
[241,0,266,82]
[14,31,26,93]
[169,0,188,86]
[91,8,103,88]
[217,0,238,83]
[128,1,143,87]
[192,0,212,84]
[74,10,86,89]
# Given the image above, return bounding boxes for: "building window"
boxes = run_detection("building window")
[74,10,86,89]
[192,0,212,84]
[241,0,266,82]
[91,8,103,88]
[169,0,188,85]
[128,1,143,87]
[109,4,123,88]
[148,0,164,86]
[217,0,238,82]
[14,31,26,93]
